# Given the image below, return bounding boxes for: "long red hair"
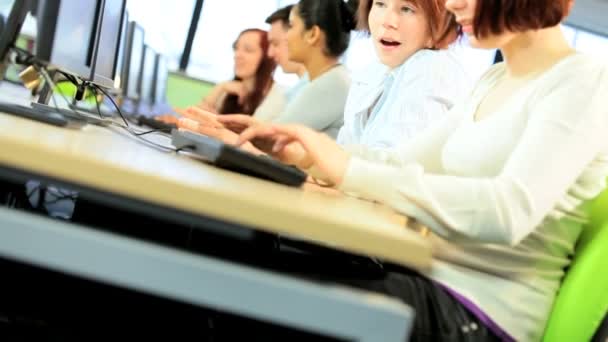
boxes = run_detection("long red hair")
[219,29,276,115]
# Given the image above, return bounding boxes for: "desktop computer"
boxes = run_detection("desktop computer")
[0,0,127,127]
[113,10,129,92]
[121,21,145,107]
[0,0,35,80]
[136,44,157,115]
[35,0,100,80]
[152,53,169,109]
[90,0,127,90]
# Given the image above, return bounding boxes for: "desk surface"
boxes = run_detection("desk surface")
[0,112,431,270]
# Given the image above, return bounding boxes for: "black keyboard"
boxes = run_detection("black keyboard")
[137,115,177,131]
[0,102,69,127]
[171,129,307,187]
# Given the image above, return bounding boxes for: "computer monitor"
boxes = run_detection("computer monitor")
[121,21,144,101]
[152,53,168,106]
[90,0,126,89]
[112,10,128,91]
[0,0,35,78]
[36,0,100,79]
[138,44,156,107]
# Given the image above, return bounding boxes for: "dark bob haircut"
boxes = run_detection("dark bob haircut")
[473,0,573,38]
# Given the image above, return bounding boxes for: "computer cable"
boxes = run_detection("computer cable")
[88,83,177,152]
[9,46,176,152]
[11,46,96,122]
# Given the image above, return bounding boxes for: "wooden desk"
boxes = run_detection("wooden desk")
[0,112,431,270]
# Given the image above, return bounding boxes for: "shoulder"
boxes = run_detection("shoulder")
[393,49,472,95]
[543,53,608,87]
[310,65,351,91]
[267,82,287,96]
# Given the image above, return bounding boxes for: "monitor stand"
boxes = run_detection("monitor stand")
[31,71,112,127]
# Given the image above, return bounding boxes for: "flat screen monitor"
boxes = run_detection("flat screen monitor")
[121,21,144,100]
[153,53,168,105]
[91,0,126,89]
[0,0,35,77]
[36,0,100,79]
[113,10,128,91]
[138,44,156,106]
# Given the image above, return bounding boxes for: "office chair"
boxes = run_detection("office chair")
[543,186,608,342]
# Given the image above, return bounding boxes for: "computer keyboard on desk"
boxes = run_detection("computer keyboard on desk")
[171,129,307,187]
[0,102,71,127]
[137,115,177,131]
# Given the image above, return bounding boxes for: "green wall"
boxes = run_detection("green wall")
[166,71,215,109]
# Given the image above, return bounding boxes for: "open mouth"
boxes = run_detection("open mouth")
[380,39,401,47]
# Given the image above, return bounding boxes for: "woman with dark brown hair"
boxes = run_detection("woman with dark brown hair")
[237,0,608,340]
[199,28,277,115]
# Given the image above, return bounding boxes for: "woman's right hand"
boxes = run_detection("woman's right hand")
[220,81,248,104]
[236,124,351,187]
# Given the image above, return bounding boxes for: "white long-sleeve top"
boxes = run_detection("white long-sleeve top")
[337,48,471,148]
[338,54,608,341]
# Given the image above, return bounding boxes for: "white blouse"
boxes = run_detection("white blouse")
[337,48,471,148]
[338,54,608,341]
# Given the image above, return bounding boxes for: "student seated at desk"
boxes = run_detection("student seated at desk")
[256,4,308,122]
[236,0,608,340]
[197,28,278,116]
[178,0,354,139]
[336,0,470,148]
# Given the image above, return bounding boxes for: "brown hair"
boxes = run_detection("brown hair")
[473,0,572,38]
[265,4,294,29]
[357,0,459,49]
[220,29,276,115]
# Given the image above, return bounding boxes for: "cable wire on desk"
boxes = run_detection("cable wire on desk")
[90,83,178,152]
[11,46,178,153]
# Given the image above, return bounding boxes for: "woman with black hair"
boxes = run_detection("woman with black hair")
[178,0,355,141]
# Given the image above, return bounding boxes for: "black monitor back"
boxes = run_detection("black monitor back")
[138,44,156,106]
[35,0,99,79]
[121,21,144,101]
[152,53,168,105]
[0,0,35,78]
[113,10,128,92]
[91,0,126,89]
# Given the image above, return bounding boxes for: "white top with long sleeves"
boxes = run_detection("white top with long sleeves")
[337,48,471,148]
[337,54,608,341]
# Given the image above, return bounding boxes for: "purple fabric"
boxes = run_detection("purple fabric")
[440,284,516,341]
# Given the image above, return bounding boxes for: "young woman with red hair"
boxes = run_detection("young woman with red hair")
[199,28,277,116]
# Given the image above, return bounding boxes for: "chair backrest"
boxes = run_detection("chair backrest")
[543,188,608,342]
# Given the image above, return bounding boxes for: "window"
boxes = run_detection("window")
[126,0,195,71]
[187,0,281,83]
